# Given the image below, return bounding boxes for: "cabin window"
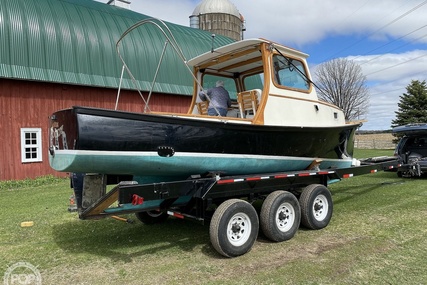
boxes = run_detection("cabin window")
[20,128,42,163]
[243,73,264,90]
[272,55,310,91]
[202,75,237,100]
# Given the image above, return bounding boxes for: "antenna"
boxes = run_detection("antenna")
[211,33,215,53]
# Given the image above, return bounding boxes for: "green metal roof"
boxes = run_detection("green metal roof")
[0,0,234,95]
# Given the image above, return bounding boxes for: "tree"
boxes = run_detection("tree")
[314,58,369,121]
[391,80,427,128]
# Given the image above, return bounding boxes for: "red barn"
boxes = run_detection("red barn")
[0,0,233,180]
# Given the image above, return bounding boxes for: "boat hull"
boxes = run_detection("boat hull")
[49,150,353,182]
[49,107,358,181]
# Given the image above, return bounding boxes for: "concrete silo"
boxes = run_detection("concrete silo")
[190,0,245,41]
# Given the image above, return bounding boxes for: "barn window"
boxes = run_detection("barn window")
[20,128,42,163]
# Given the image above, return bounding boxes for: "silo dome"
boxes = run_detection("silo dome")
[190,0,244,41]
[192,0,240,18]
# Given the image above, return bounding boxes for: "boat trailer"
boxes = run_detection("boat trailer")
[71,157,401,257]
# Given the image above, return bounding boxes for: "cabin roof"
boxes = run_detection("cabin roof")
[0,0,234,95]
[187,38,309,76]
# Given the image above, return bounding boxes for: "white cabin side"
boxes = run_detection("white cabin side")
[261,45,347,127]
[262,93,346,127]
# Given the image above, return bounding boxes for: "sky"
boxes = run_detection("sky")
[97,0,427,130]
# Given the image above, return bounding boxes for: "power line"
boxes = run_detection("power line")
[369,87,405,96]
[367,69,427,93]
[364,52,427,76]
[343,0,372,19]
[358,33,427,67]
[355,24,427,63]
[320,0,427,62]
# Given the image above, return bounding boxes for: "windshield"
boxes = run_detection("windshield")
[272,55,310,91]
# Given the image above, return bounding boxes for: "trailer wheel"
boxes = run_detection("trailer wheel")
[135,210,168,225]
[260,191,301,242]
[299,184,333,230]
[210,199,259,257]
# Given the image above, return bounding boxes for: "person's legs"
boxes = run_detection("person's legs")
[218,108,227,116]
[71,173,84,210]
[208,108,227,116]
[207,108,217,116]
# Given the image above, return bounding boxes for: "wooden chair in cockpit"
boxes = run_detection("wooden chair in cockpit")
[196,101,209,115]
[237,90,259,118]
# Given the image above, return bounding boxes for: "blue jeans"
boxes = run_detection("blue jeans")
[71,173,85,209]
[208,108,227,116]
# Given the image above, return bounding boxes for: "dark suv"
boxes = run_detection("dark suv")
[393,123,427,177]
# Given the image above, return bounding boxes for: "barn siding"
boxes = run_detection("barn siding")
[0,78,191,180]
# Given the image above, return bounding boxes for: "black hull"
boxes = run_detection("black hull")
[51,106,357,160]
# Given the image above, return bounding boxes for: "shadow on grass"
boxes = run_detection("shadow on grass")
[331,177,406,206]
[331,184,383,206]
[51,216,219,262]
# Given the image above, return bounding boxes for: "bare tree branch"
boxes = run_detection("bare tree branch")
[314,58,369,121]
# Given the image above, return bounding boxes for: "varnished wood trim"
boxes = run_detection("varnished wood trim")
[268,93,343,111]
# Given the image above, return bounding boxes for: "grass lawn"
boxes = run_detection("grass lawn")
[1,149,426,284]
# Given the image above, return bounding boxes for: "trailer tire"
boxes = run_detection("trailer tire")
[210,199,259,257]
[299,184,333,230]
[135,210,168,225]
[260,191,301,242]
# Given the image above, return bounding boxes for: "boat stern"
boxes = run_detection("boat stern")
[48,108,78,171]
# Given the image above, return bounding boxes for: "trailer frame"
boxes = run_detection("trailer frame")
[73,157,400,257]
